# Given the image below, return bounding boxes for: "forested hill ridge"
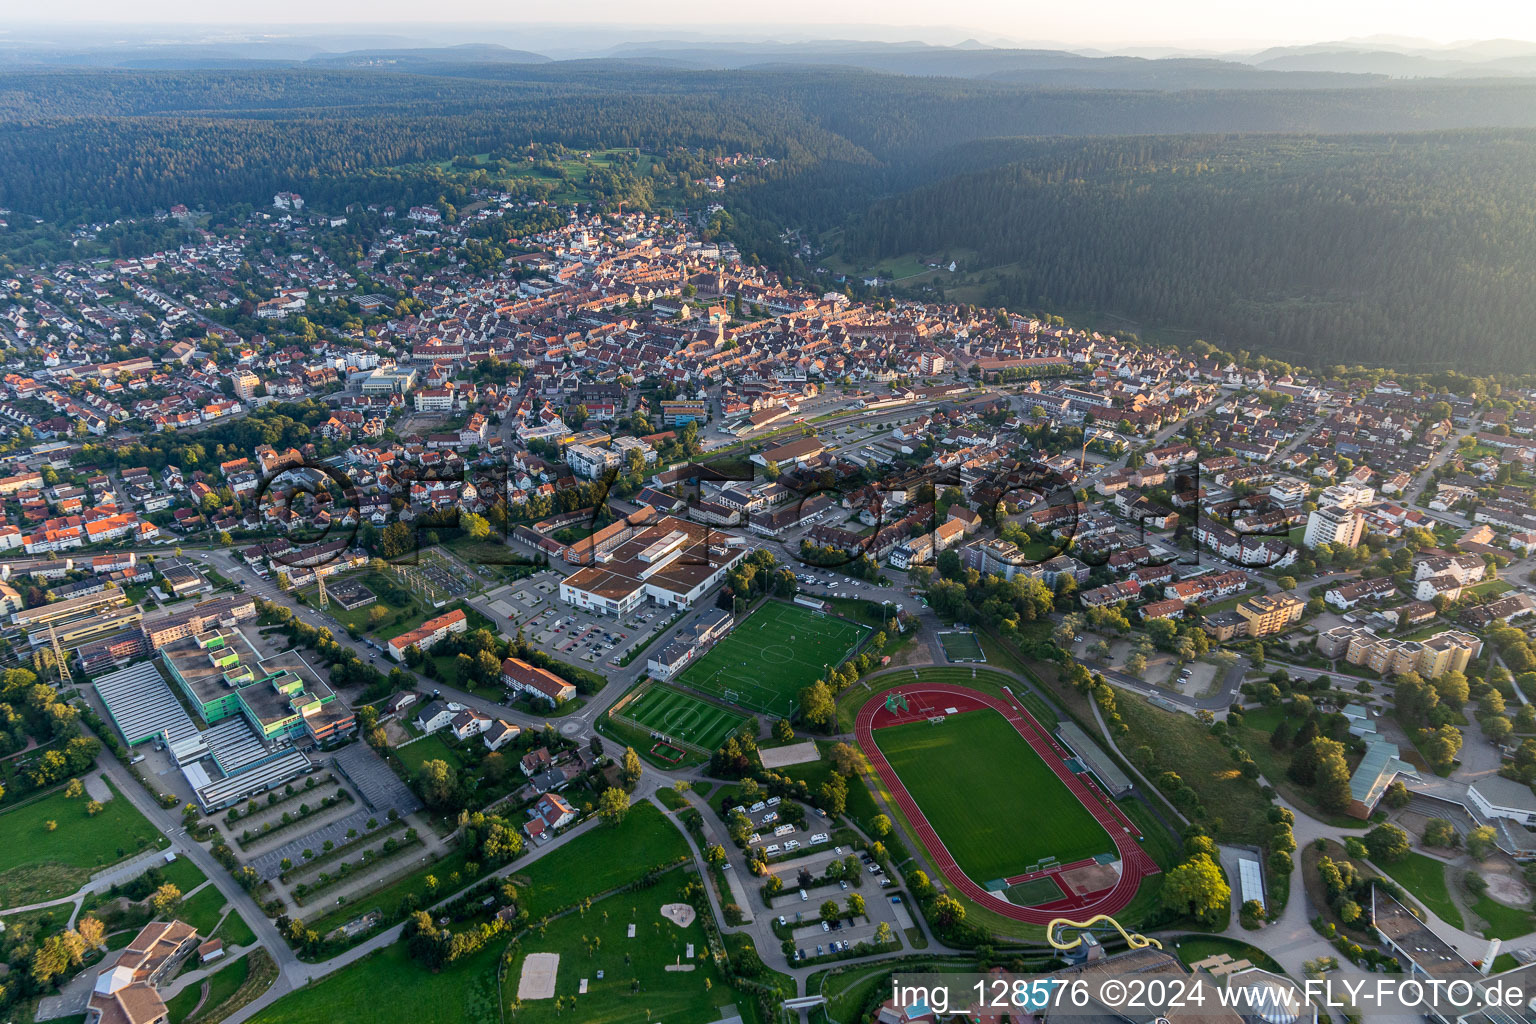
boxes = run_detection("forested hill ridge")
[6,63,1536,370]
[9,66,1536,219]
[839,131,1536,372]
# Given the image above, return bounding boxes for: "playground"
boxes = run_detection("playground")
[674,600,868,717]
[855,680,1159,924]
[618,683,751,752]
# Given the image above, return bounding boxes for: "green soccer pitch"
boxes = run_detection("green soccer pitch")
[871,709,1113,881]
[619,684,751,752]
[674,601,869,717]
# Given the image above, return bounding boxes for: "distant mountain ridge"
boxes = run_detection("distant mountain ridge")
[2,31,1536,85]
[305,44,550,67]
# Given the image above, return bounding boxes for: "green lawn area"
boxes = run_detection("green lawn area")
[1468,580,1513,598]
[307,801,688,938]
[215,909,258,947]
[809,958,977,1024]
[1375,853,1462,930]
[676,601,868,717]
[508,802,691,916]
[617,683,751,752]
[305,845,477,939]
[1116,690,1271,844]
[168,952,251,1024]
[160,856,208,893]
[597,708,707,771]
[1472,894,1536,940]
[439,535,543,585]
[248,938,502,1024]
[1171,935,1285,974]
[0,778,167,908]
[392,732,466,775]
[252,809,713,1024]
[871,709,1112,883]
[176,884,229,935]
[502,880,740,1023]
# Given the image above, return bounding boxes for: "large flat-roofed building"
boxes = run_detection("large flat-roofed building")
[1304,505,1365,549]
[559,515,750,617]
[1318,624,1481,678]
[659,399,708,426]
[1467,776,1536,827]
[361,366,416,395]
[750,435,824,469]
[10,586,144,651]
[1235,592,1304,637]
[162,628,354,745]
[1373,888,1472,982]
[141,594,258,650]
[1347,738,1420,818]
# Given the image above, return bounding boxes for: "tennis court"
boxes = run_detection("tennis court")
[674,601,869,716]
[619,684,751,752]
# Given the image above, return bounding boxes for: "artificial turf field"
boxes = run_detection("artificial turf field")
[871,709,1112,883]
[675,601,869,717]
[938,630,986,662]
[619,684,751,752]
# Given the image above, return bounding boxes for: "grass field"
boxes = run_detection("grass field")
[392,732,466,775]
[1171,935,1285,975]
[1115,690,1270,844]
[872,709,1111,882]
[249,937,502,1024]
[1472,894,1536,941]
[502,880,740,1023]
[508,802,691,915]
[307,801,688,937]
[252,806,708,1024]
[176,884,230,935]
[0,779,167,908]
[1374,852,1462,930]
[618,684,750,752]
[216,909,258,947]
[938,631,985,662]
[168,953,251,1024]
[839,665,1059,733]
[676,601,868,717]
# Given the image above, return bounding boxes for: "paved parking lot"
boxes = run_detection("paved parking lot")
[762,845,849,880]
[491,571,679,667]
[331,743,422,816]
[770,878,856,912]
[248,806,379,880]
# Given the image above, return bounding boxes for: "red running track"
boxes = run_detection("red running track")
[855,681,1159,924]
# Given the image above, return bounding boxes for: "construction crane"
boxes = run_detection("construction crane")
[47,620,72,689]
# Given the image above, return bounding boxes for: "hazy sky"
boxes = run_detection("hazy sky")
[21,1,1536,49]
